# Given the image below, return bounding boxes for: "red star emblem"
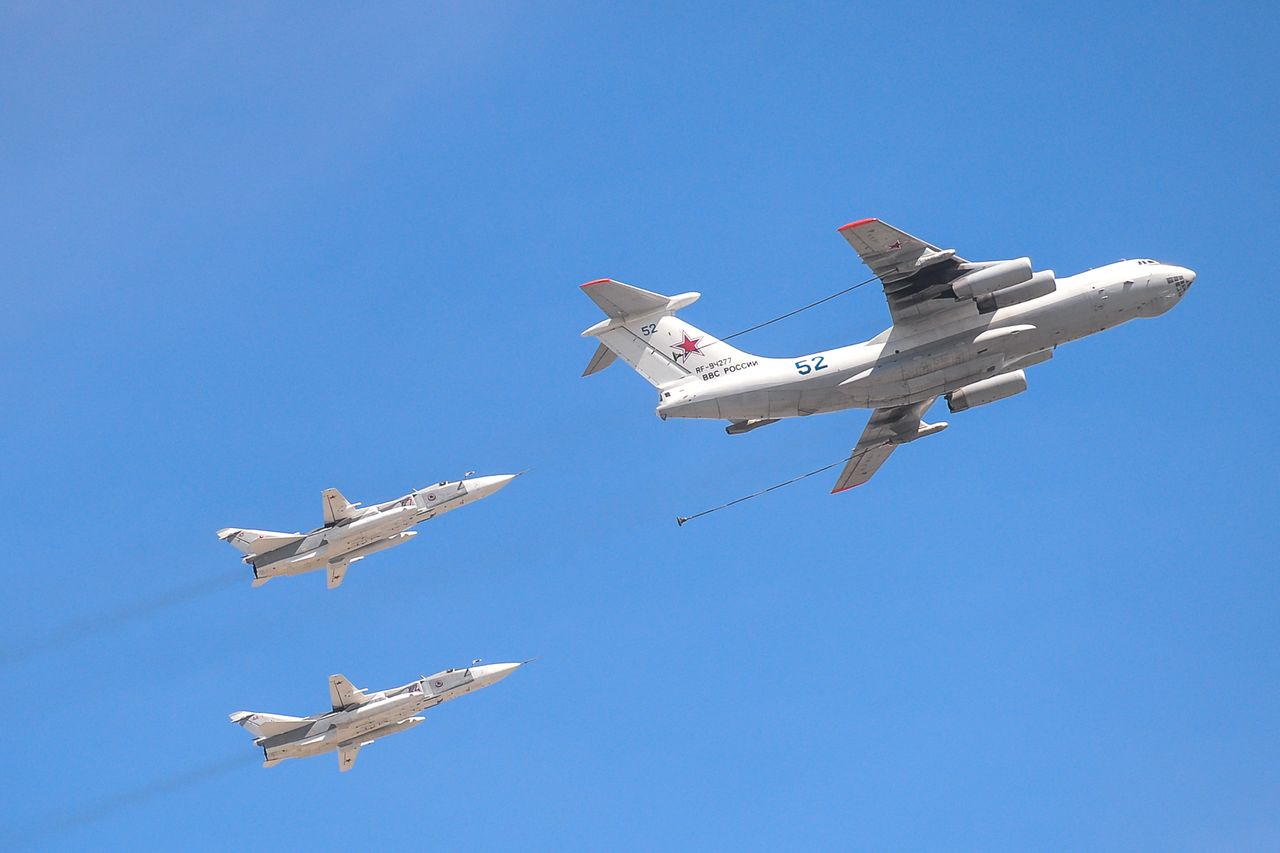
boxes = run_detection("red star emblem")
[671,331,704,363]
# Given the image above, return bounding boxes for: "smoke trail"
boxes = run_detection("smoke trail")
[0,570,242,667]
[4,752,254,846]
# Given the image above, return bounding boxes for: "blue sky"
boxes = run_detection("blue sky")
[2,2,1277,850]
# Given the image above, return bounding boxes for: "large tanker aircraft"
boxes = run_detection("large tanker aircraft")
[580,218,1194,491]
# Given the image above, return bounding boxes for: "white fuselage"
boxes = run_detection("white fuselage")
[656,260,1192,421]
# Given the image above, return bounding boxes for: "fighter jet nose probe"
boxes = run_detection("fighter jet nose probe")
[580,217,1196,493]
[216,472,522,589]
[230,662,527,772]
[462,473,522,500]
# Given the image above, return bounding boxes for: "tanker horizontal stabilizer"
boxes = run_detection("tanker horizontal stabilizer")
[579,279,753,389]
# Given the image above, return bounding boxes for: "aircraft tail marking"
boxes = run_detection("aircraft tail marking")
[578,279,754,388]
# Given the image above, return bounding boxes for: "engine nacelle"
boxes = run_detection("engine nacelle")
[951,258,1033,300]
[946,370,1027,413]
[976,269,1057,314]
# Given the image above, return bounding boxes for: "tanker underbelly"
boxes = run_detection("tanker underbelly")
[854,356,1016,407]
[671,387,811,421]
[660,328,1056,419]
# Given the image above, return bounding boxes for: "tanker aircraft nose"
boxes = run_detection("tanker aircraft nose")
[463,473,521,500]
[1166,265,1196,298]
[470,662,525,688]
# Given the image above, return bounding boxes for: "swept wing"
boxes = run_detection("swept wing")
[832,398,946,492]
[838,218,974,326]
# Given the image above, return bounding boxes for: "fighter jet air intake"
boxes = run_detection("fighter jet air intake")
[229,662,526,772]
[217,474,520,589]
[580,217,1195,491]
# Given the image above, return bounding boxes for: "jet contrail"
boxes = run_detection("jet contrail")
[0,570,241,667]
[4,752,253,845]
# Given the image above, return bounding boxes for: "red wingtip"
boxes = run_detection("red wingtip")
[580,278,611,288]
[837,218,878,231]
[830,483,859,494]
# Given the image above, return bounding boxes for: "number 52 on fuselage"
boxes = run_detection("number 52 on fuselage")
[579,218,1195,491]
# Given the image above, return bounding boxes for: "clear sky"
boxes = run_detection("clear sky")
[2,3,1277,850]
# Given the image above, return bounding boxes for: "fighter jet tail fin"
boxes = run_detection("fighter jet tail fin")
[217,528,305,557]
[322,488,360,526]
[329,674,369,710]
[579,279,755,388]
[228,711,305,738]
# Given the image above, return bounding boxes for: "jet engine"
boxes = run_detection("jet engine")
[946,370,1027,413]
[975,270,1056,314]
[951,258,1033,300]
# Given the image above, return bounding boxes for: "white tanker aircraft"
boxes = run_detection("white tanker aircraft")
[580,217,1194,491]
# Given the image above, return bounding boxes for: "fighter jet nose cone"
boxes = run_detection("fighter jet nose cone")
[472,662,523,686]
[463,474,520,499]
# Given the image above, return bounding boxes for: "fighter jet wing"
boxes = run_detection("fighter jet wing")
[838,219,973,326]
[338,743,360,772]
[832,398,943,493]
[329,674,368,710]
[322,488,359,527]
